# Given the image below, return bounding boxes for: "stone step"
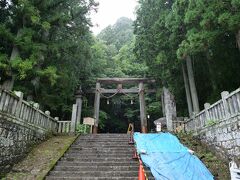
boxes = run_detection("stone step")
[70,145,132,148]
[76,137,129,139]
[78,135,130,139]
[64,154,134,158]
[72,144,131,147]
[76,140,131,143]
[49,171,138,177]
[76,136,129,138]
[74,142,130,145]
[60,157,136,162]
[81,133,129,137]
[69,147,134,151]
[76,138,130,141]
[56,161,138,167]
[46,134,154,180]
[67,149,134,153]
[64,152,133,157]
[76,139,130,141]
[52,166,152,174]
[63,154,133,159]
[46,176,140,180]
[54,165,139,171]
[75,140,131,143]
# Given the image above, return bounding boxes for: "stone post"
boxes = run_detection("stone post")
[93,82,101,134]
[221,91,230,118]
[54,117,59,132]
[45,110,50,130]
[75,87,83,126]
[204,103,211,123]
[15,91,24,118]
[33,103,40,125]
[193,112,197,131]
[54,117,59,121]
[203,103,211,126]
[139,82,147,133]
[163,87,176,131]
[33,103,39,109]
[161,93,165,117]
[70,104,77,133]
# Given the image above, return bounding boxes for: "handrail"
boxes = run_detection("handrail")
[0,89,58,132]
[227,87,240,98]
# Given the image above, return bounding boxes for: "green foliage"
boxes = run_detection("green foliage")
[76,124,91,134]
[38,66,58,86]
[0,54,9,70]
[176,132,230,179]
[0,0,99,120]
[98,17,134,51]
[99,110,108,130]
[206,119,217,127]
[134,0,240,116]
[11,57,34,80]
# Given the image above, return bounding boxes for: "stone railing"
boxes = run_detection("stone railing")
[183,88,240,160]
[0,89,58,132]
[185,88,240,132]
[0,89,60,175]
[57,120,71,133]
[172,118,186,131]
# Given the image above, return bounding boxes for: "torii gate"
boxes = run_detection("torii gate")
[92,78,155,134]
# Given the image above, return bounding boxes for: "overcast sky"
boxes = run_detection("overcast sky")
[90,0,138,35]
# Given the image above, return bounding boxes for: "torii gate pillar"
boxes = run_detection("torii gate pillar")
[139,82,147,133]
[93,82,100,134]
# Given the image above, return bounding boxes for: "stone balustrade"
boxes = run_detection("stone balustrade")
[57,120,71,133]
[185,88,240,132]
[0,89,59,175]
[0,89,58,132]
[182,88,240,160]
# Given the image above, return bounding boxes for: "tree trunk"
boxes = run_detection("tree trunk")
[182,62,193,116]
[236,29,240,51]
[206,52,217,92]
[2,30,21,90]
[186,55,200,113]
[2,46,19,90]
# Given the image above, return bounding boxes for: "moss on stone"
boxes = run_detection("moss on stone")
[3,135,77,180]
[176,132,230,180]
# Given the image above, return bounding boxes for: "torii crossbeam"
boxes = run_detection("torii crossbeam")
[91,78,155,134]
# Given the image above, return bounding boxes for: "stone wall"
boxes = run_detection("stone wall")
[0,89,58,176]
[197,114,240,160]
[183,88,240,162]
[0,113,48,174]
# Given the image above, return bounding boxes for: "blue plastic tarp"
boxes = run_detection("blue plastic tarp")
[134,132,214,180]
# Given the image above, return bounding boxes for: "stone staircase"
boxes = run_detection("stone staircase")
[45,134,154,180]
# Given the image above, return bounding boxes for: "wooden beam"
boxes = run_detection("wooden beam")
[86,88,156,94]
[97,78,155,84]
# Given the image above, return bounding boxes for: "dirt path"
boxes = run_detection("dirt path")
[3,135,77,180]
